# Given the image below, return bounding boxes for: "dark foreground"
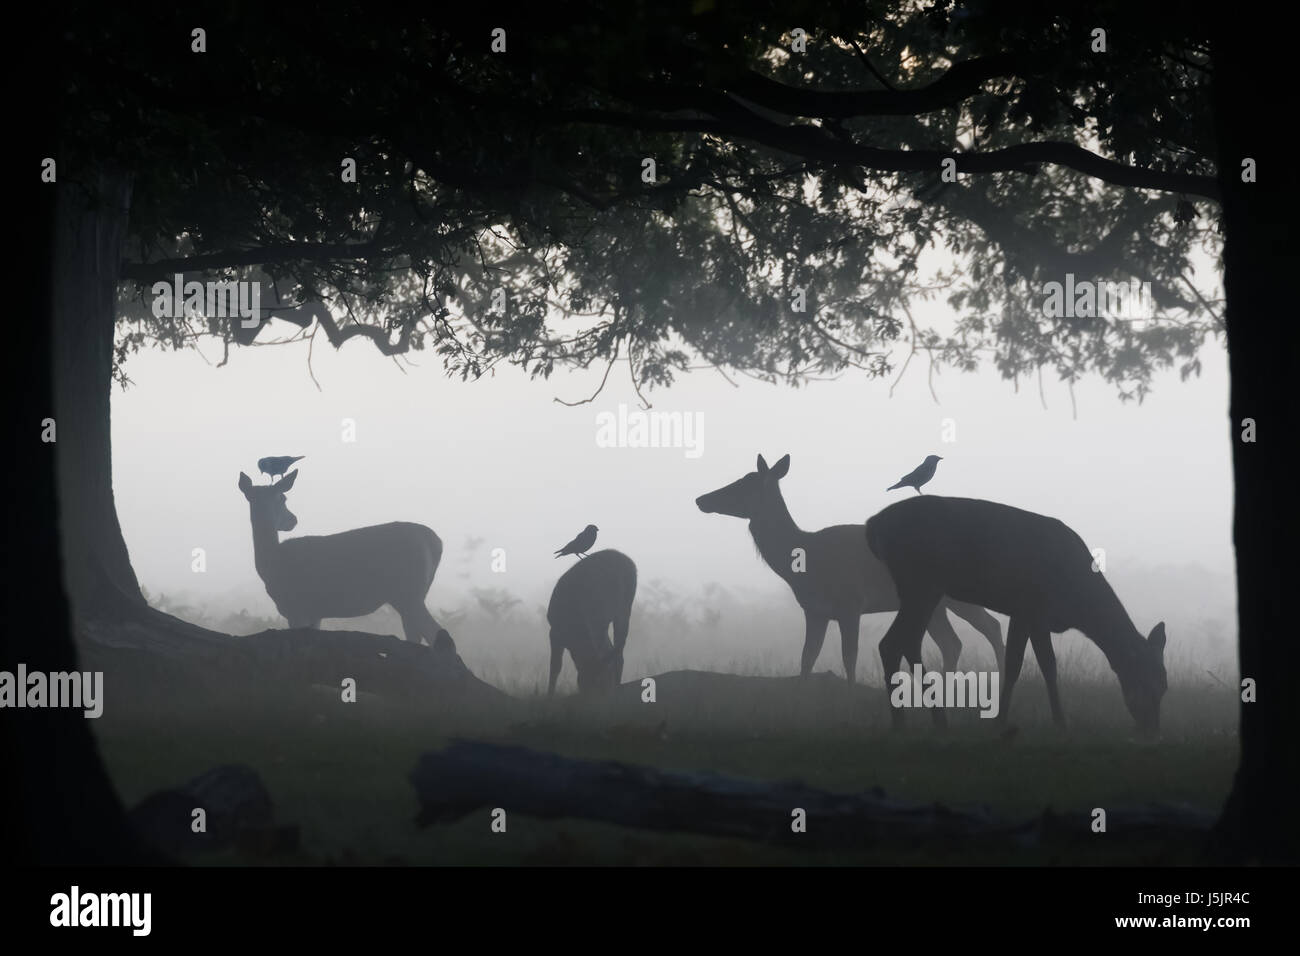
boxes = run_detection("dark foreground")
[91,656,1237,865]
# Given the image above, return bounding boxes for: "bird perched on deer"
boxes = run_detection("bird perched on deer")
[258,455,305,481]
[887,455,942,494]
[554,524,599,559]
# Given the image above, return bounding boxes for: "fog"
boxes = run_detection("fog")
[111,300,1236,687]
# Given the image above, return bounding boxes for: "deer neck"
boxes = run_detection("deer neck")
[747,488,803,580]
[1077,577,1143,673]
[249,516,283,582]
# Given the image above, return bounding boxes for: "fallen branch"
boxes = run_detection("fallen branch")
[77,603,511,706]
[410,741,1215,850]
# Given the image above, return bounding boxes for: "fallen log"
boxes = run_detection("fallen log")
[410,741,1216,850]
[77,603,512,707]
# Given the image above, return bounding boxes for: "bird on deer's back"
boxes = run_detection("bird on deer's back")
[887,455,942,494]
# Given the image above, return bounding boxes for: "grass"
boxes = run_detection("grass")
[90,643,1239,866]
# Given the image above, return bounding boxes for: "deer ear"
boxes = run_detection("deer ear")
[276,469,298,492]
[1148,622,1167,652]
[238,472,253,496]
[771,454,791,479]
[756,454,768,474]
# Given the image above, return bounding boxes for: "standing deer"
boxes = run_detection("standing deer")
[865,495,1168,734]
[547,549,637,696]
[237,470,451,646]
[695,454,1004,684]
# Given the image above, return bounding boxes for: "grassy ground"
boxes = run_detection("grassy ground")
[90,646,1238,866]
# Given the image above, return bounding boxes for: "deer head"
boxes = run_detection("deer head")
[238,469,299,533]
[695,453,791,519]
[1115,622,1168,736]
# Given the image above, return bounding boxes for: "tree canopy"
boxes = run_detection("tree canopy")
[61,1,1220,402]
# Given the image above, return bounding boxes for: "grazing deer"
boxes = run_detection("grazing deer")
[865,495,1168,734]
[237,470,451,646]
[695,454,1005,684]
[547,549,637,696]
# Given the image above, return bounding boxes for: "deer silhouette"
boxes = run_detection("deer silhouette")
[238,470,451,646]
[696,454,1005,684]
[547,549,637,696]
[866,495,1168,734]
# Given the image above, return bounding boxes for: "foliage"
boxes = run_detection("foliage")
[58,1,1221,402]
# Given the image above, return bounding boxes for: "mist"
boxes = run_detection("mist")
[111,309,1236,690]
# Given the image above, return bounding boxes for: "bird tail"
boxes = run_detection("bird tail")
[886,480,905,491]
[553,550,564,557]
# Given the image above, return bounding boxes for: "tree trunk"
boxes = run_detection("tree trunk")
[51,170,145,621]
[2,131,163,862]
[1209,24,1300,863]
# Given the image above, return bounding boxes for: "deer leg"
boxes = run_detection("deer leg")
[585,620,618,692]
[880,589,941,730]
[1028,627,1065,728]
[836,614,861,684]
[910,615,949,730]
[1000,618,1030,726]
[547,638,564,698]
[395,602,437,645]
[925,606,963,672]
[800,612,831,677]
[432,621,452,645]
[611,612,630,686]
[948,601,1005,672]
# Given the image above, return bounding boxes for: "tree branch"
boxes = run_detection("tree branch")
[120,240,384,283]
[561,99,1221,201]
[722,52,1028,118]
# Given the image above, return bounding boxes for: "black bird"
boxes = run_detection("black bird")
[554,524,599,559]
[886,455,942,494]
[258,455,305,481]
